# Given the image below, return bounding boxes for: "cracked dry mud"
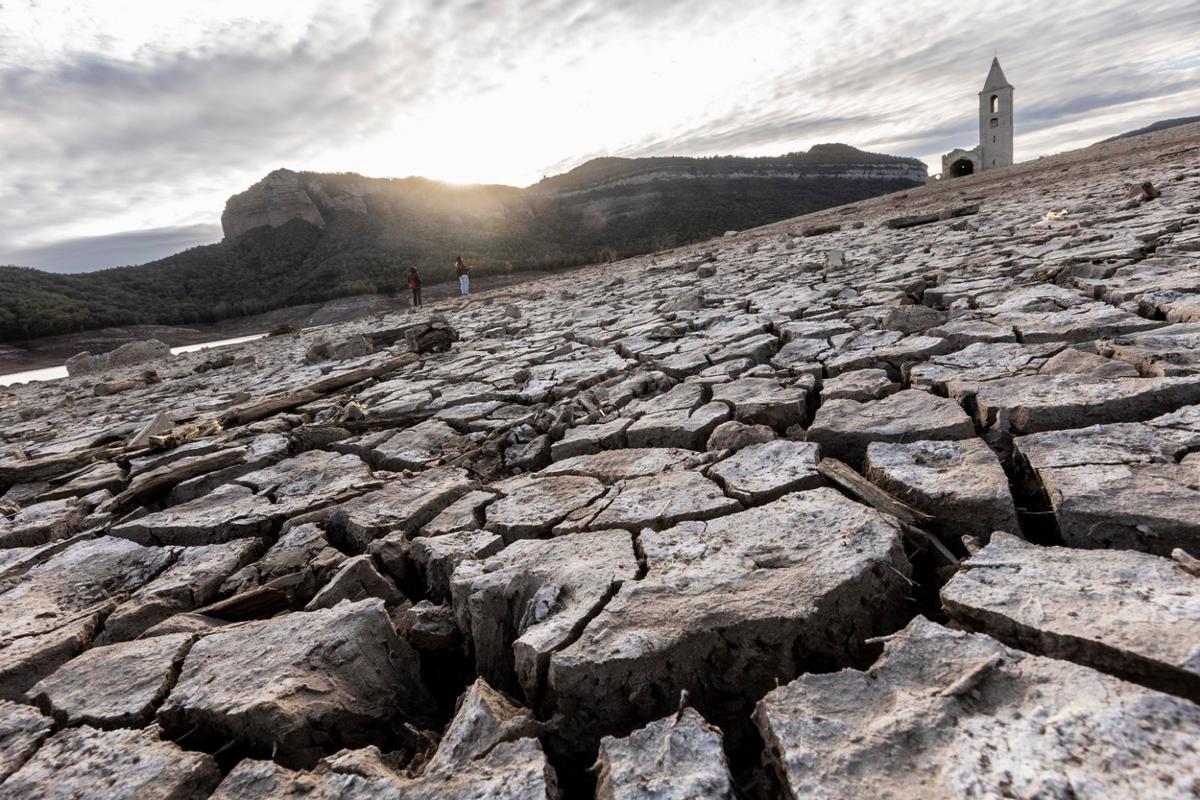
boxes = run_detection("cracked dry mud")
[2,123,1200,798]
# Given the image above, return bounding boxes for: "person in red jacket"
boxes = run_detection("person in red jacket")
[407,266,422,308]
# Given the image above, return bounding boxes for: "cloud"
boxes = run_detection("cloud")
[0,223,221,272]
[0,0,1196,271]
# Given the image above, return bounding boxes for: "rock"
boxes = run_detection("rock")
[754,616,1200,799]
[483,474,606,541]
[394,601,460,652]
[25,633,193,727]
[233,449,376,518]
[421,490,499,536]
[1039,347,1141,378]
[626,402,731,450]
[405,321,458,354]
[1014,417,1200,556]
[710,376,810,430]
[102,539,265,642]
[705,420,777,451]
[881,305,947,333]
[820,368,900,402]
[504,434,551,472]
[109,483,274,546]
[423,678,539,774]
[329,467,475,552]
[0,536,174,699]
[595,708,734,800]
[0,497,88,548]
[451,529,638,703]
[554,470,740,534]
[864,439,1019,542]
[304,555,407,610]
[36,460,126,502]
[806,389,975,467]
[0,700,52,782]
[2,725,220,799]
[210,737,557,799]
[409,529,504,601]
[222,167,325,239]
[964,374,1200,435]
[368,420,465,471]
[539,447,699,482]
[219,523,346,599]
[548,489,911,756]
[64,339,172,377]
[707,440,822,504]
[157,599,436,767]
[942,533,1200,701]
[304,334,374,364]
[551,418,632,460]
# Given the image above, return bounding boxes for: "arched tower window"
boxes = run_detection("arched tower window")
[990,95,999,113]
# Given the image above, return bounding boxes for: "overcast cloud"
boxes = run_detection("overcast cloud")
[1,0,1196,272]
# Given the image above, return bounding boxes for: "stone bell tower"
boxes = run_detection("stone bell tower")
[979,57,1013,171]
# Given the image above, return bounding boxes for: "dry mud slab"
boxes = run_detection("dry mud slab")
[2,123,1200,795]
[754,617,1200,799]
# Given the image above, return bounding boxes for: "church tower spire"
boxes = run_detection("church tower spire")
[979,57,1014,170]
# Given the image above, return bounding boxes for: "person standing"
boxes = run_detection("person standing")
[407,266,422,308]
[455,256,470,296]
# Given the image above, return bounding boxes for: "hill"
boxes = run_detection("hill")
[1100,115,1200,143]
[0,145,924,341]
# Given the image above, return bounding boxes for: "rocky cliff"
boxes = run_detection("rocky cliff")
[218,145,927,240]
[220,168,325,239]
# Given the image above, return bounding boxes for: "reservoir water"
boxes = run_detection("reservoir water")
[0,333,267,387]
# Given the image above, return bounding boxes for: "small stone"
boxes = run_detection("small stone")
[705,420,777,451]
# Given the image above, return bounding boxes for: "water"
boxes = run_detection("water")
[0,333,268,387]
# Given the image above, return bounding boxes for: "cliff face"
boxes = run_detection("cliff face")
[221,169,325,239]
[219,145,928,241]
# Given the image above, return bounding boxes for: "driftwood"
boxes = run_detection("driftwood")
[936,653,1003,698]
[0,446,119,485]
[93,378,144,397]
[816,457,959,568]
[196,572,306,622]
[1172,548,1200,577]
[885,204,980,230]
[109,448,245,513]
[220,352,419,427]
[147,419,223,451]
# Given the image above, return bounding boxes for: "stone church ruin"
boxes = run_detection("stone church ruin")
[942,57,1015,178]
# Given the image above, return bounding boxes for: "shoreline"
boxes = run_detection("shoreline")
[0,267,580,377]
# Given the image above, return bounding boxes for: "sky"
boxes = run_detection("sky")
[1,0,1197,273]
